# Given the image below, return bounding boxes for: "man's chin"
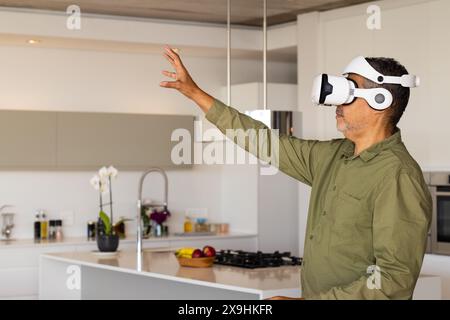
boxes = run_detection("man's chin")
[336,118,347,133]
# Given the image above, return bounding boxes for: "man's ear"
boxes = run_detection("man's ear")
[378,108,392,126]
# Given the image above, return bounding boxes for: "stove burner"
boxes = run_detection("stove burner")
[214,250,302,269]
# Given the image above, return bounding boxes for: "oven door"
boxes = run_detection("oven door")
[431,186,450,255]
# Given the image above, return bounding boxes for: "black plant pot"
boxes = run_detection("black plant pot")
[97,234,119,252]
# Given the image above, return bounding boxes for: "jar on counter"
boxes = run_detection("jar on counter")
[87,221,96,240]
[48,220,56,240]
[194,218,209,233]
[163,225,169,237]
[183,216,193,233]
[55,220,63,241]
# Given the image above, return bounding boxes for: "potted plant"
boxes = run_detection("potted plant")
[113,216,132,239]
[90,166,119,252]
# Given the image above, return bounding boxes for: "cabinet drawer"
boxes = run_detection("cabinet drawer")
[0,245,78,269]
[0,267,38,298]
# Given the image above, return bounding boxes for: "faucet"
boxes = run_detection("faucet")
[136,168,168,271]
[1,205,15,240]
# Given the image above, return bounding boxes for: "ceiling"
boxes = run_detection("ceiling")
[0,0,374,27]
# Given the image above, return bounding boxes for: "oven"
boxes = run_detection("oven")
[426,172,450,255]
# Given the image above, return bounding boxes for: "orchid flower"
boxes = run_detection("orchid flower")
[90,174,101,190]
[90,173,109,194]
[99,165,118,179]
[99,179,109,194]
[91,166,119,234]
[98,166,109,178]
[107,166,118,179]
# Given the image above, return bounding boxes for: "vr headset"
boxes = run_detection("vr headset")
[311,56,420,110]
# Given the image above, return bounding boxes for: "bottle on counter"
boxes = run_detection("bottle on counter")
[55,220,63,241]
[163,225,169,237]
[48,220,56,240]
[183,216,193,233]
[40,211,48,240]
[34,212,41,240]
[154,221,162,237]
[87,221,96,240]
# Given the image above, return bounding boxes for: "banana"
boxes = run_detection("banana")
[175,247,196,258]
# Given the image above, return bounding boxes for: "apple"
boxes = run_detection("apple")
[192,249,204,258]
[202,245,216,257]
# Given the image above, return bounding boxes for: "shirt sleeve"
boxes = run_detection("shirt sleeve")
[309,171,432,300]
[205,98,325,186]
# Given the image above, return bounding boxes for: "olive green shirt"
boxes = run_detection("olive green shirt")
[205,98,432,300]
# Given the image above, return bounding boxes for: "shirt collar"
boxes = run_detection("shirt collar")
[341,128,403,162]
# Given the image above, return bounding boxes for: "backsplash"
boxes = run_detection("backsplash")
[0,165,224,239]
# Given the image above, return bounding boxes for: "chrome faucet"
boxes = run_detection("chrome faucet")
[136,168,168,271]
[1,205,15,241]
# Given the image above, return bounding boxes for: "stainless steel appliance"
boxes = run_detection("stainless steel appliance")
[425,172,450,255]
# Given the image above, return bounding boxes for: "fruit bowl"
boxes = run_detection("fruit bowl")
[176,255,215,268]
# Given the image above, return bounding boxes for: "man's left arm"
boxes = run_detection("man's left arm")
[310,171,432,300]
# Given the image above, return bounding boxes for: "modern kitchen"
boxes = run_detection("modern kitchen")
[0,0,449,302]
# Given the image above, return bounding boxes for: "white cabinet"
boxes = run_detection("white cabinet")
[0,234,257,299]
[0,245,77,299]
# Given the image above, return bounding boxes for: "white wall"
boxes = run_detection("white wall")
[297,0,450,298]
[220,82,300,255]
[297,0,450,168]
[0,20,296,239]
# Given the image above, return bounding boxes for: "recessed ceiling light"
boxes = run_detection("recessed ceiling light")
[27,39,41,44]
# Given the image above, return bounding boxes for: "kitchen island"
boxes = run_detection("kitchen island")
[1,233,257,299]
[39,250,301,300]
[39,248,443,300]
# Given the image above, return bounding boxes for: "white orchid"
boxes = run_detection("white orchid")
[98,166,109,179]
[98,165,118,179]
[90,174,101,190]
[107,166,118,178]
[91,166,118,232]
[99,180,109,194]
[90,173,109,194]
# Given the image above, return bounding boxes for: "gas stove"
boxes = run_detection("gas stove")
[214,250,302,269]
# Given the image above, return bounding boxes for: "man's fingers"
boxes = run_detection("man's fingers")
[163,52,176,68]
[164,46,180,62]
[164,46,184,68]
[160,80,180,89]
[162,70,177,79]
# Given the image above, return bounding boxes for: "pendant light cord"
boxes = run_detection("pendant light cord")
[227,0,231,106]
[263,0,267,110]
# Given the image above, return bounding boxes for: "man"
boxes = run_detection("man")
[160,45,432,300]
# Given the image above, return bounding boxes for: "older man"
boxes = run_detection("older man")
[160,46,431,300]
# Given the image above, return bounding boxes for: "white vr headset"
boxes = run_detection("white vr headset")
[311,56,420,110]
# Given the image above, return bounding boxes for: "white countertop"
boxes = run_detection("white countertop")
[39,250,440,299]
[42,250,301,295]
[0,232,256,249]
